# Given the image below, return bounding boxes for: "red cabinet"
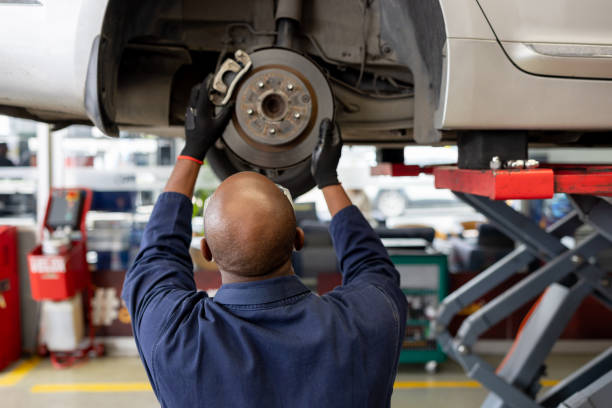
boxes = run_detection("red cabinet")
[0,226,21,371]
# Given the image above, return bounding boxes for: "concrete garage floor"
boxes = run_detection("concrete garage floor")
[0,353,598,407]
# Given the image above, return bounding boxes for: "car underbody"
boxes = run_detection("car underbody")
[1,0,612,195]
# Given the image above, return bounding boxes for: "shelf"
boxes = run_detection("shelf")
[62,166,174,192]
[61,165,219,191]
[406,319,431,326]
[402,288,438,296]
[0,167,38,194]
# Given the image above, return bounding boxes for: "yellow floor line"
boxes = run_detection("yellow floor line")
[0,356,41,387]
[394,380,482,389]
[30,378,561,393]
[31,382,153,393]
[394,379,559,389]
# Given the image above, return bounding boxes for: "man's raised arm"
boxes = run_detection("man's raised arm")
[311,119,400,288]
[121,79,233,369]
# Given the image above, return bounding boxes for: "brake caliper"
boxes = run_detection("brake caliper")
[209,49,252,106]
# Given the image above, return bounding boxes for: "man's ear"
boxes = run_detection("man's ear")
[294,227,305,251]
[201,237,213,261]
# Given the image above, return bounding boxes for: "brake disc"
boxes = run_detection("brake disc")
[220,48,334,169]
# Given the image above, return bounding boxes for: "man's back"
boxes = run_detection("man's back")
[150,276,401,407]
[123,194,407,408]
[122,104,407,407]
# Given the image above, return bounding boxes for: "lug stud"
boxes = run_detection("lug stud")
[269,128,276,135]
[247,109,254,116]
[257,81,265,88]
[293,112,301,119]
[287,83,295,91]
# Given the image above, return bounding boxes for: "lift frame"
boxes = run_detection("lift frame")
[372,163,612,408]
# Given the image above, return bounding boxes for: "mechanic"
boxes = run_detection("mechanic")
[122,80,407,407]
[0,143,14,167]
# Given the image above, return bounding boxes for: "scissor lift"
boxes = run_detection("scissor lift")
[373,163,612,408]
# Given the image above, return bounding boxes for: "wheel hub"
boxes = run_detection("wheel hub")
[235,68,314,146]
[221,48,334,169]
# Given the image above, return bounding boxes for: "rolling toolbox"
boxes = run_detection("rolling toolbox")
[0,226,21,371]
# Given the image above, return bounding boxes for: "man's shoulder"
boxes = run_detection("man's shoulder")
[322,281,402,318]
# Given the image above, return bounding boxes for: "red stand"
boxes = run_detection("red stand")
[27,188,104,368]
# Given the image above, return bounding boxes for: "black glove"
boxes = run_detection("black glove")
[180,76,234,163]
[311,118,342,188]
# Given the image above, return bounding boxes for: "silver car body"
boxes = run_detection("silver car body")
[0,1,108,121]
[436,0,612,133]
[0,0,611,142]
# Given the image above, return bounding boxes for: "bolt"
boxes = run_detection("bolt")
[247,109,254,116]
[257,81,265,89]
[287,83,295,91]
[490,156,502,170]
[457,344,469,355]
[293,112,301,120]
[506,160,525,169]
[525,159,540,169]
[382,44,393,55]
[571,255,584,265]
[269,128,276,135]
[301,94,311,103]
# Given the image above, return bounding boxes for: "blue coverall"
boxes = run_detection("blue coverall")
[122,191,407,407]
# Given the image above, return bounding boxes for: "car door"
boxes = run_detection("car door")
[477,0,612,79]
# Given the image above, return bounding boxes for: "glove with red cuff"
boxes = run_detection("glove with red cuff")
[179,76,234,164]
[311,118,343,189]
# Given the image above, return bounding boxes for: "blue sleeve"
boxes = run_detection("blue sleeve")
[121,192,202,389]
[328,205,407,373]
[328,205,407,314]
[329,205,399,286]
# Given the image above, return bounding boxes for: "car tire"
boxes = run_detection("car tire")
[206,143,316,198]
[373,189,409,218]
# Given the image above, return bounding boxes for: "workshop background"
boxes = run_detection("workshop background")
[0,115,610,407]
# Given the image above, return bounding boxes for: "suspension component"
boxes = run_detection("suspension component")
[209,50,252,106]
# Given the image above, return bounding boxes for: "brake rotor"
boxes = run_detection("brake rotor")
[221,48,334,169]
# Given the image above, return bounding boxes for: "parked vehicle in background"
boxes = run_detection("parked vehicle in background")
[298,146,483,234]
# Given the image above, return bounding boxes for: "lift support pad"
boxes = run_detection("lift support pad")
[434,165,612,200]
[371,164,612,200]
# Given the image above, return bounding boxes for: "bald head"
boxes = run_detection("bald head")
[203,172,302,280]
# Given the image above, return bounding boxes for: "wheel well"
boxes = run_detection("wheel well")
[379,0,446,144]
[95,0,416,137]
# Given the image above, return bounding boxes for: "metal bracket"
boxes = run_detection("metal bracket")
[434,192,612,408]
[209,49,252,106]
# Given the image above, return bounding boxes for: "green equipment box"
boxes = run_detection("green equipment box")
[391,253,448,372]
